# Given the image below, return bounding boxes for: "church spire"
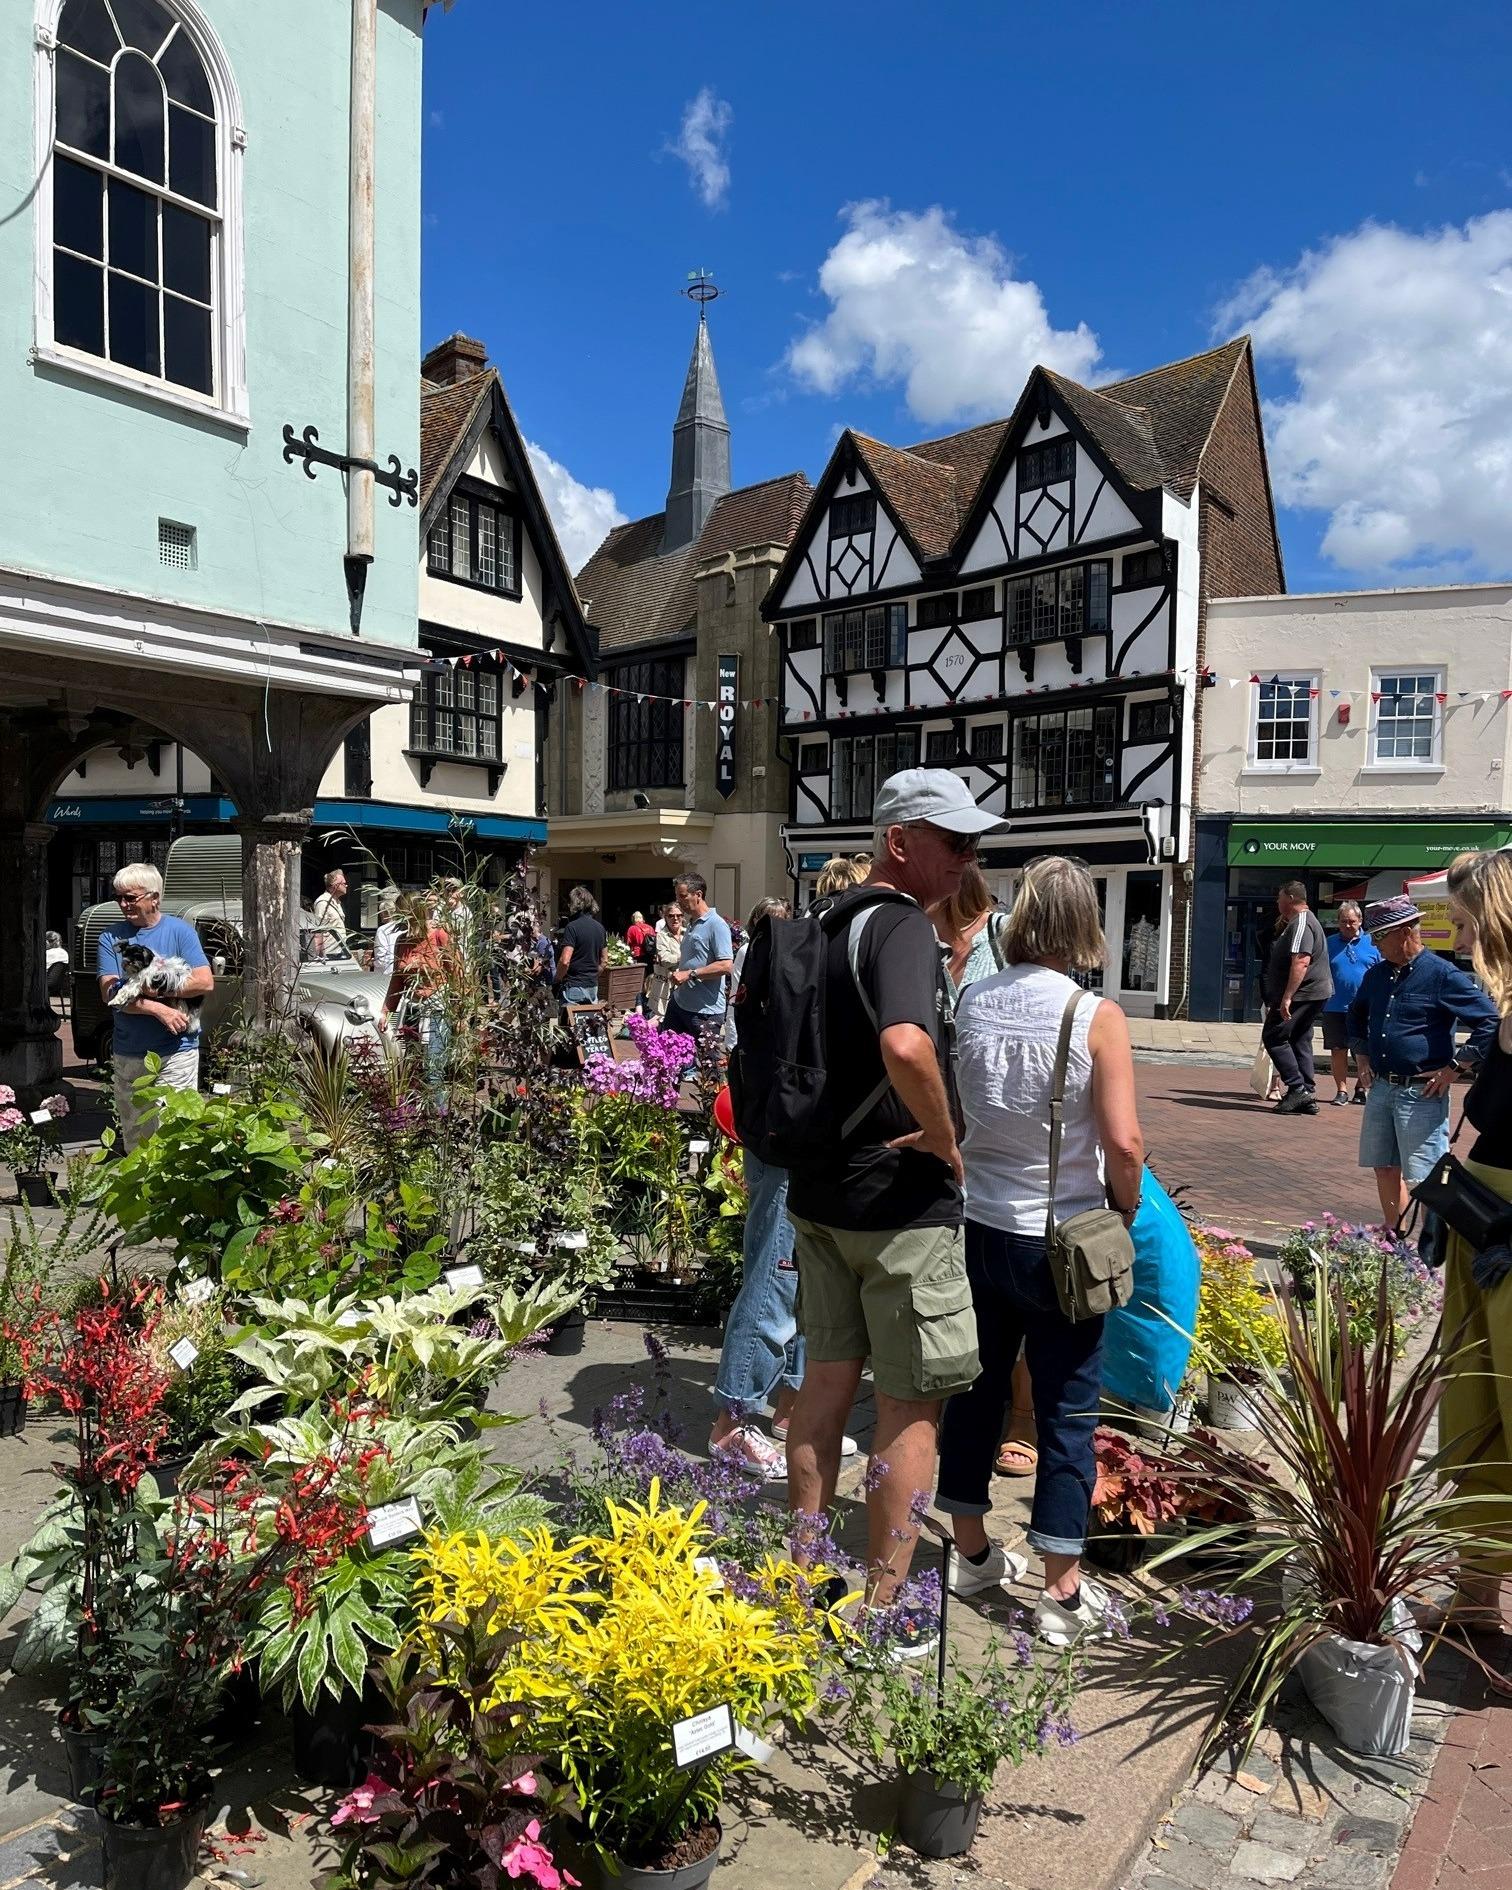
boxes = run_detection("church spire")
[663,276,731,553]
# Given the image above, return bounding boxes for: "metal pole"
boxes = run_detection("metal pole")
[346,0,377,618]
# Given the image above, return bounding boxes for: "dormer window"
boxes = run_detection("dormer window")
[829,492,876,538]
[427,489,521,596]
[1018,437,1074,490]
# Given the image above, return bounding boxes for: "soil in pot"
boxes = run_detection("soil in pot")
[97,1800,210,1890]
[896,1769,983,1859]
[565,1821,721,1890]
[15,1172,57,1208]
[59,1713,106,1805]
[545,1311,587,1358]
[0,1383,28,1439]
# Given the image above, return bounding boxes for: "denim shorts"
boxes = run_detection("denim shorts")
[1358,1080,1449,1183]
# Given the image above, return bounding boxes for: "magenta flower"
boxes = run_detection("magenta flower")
[498,1820,578,1889]
[330,1772,388,1827]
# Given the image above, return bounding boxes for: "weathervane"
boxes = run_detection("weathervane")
[684,268,722,321]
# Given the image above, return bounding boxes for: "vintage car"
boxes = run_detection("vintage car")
[70,836,392,1067]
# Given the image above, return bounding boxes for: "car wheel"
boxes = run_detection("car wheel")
[95,1020,113,1075]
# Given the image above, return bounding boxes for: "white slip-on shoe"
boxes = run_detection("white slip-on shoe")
[1035,1575,1113,1647]
[948,1540,1031,1599]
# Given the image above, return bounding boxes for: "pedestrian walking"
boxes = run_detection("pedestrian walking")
[97,863,214,1150]
[1260,882,1333,1115]
[371,894,403,976]
[625,910,654,961]
[1348,893,1498,1228]
[663,873,734,1046]
[781,768,1001,1630]
[382,893,456,1093]
[1322,899,1379,1105]
[646,904,683,1019]
[311,867,350,959]
[554,885,606,1006]
[935,855,1145,1644]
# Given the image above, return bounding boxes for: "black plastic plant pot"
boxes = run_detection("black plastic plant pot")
[96,1800,209,1890]
[545,1311,588,1357]
[566,1821,722,1890]
[0,1383,27,1439]
[208,1667,264,1747]
[896,1769,983,1859]
[289,1685,373,1788]
[1084,1522,1185,1576]
[59,1714,105,1805]
[16,1171,56,1208]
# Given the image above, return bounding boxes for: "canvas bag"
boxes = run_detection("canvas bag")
[1248,1044,1276,1099]
[1046,988,1135,1322]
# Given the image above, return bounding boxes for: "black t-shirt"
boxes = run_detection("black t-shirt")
[1466,1033,1512,1169]
[559,914,606,982]
[787,895,962,1233]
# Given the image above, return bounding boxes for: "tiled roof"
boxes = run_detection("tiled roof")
[419,370,492,509]
[1042,373,1167,494]
[849,434,962,561]
[1095,337,1249,497]
[577,470,812,650]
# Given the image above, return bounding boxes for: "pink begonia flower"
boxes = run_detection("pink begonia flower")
[0,1086,14,1106]
[498,1821,578,1889]
[330,1772,388,1827]
[509,1770,538,1797]
[0,1109,24,1134]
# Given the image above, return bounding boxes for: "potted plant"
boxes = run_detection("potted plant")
[0,1087,69,1205]
[1086,1427,1187,1573]
[142,1293,238,1493]
[598,937,647,1012]
[833,1636,1081,1858]
[413,1489,832,1886]
[1276,1213,1439,1357]
[1157,1260,1503,1760]
[1192,1225,1285,1430]
[0,1234,40,1438]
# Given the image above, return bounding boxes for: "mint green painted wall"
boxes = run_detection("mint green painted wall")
[0,0,424,649]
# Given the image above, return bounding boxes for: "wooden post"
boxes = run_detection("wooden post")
[235,814,308,1032]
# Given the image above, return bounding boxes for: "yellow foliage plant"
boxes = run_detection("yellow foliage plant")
[412,1481,840,1868]
[1193,1224,1287,1378]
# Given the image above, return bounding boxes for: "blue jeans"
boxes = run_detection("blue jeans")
[712,1151,804,1416]
[560,982,599,1005]
[936,1221,1105,1556]
[1358,1079,1450,1184]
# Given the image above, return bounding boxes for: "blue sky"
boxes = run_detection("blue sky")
[420,0,1512,591]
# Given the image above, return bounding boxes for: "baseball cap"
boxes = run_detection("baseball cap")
[872,768,1006,836]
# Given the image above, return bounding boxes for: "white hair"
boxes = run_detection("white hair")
[113,863,162,897]
[1338,899,1363,918]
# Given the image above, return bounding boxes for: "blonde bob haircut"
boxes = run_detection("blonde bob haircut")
[1001,855,1106,971]
[1447,848,1512,1016]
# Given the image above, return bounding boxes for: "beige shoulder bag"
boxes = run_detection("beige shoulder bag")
[1046,988,1135,1322]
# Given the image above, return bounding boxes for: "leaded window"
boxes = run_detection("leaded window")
[925,728,962,766]
[607,658,684,791]
[830,729,920,821]
[1128,700,1172,743]
[1019,437,1074,489]
[52,0,219,397]
[1011,705,1117,811]
[1122,547,1166,587]
[829,493,876,537]
[916,593,956,629]
[959,585,996,622]
[788,619,818,651]
[822,604,908,673]
[428,490,519,594]
[1006,561,1112,646]
[1373,672,1441,765]
[410,664,502,761]
[969,722,1005,762]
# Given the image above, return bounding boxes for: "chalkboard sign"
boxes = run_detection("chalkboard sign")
[566,1003,613,1065]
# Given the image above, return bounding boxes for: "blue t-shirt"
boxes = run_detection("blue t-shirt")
[1324,932,1382,1013]
[676,908,734,1017]
[97,915,210,1058]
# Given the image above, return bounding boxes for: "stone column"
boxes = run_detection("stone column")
[235,814,308,1032]
[0,822,62,1099]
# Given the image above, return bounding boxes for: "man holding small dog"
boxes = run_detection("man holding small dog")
[97,863,214,1150]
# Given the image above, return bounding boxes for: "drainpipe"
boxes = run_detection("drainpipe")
[345,0,377,632]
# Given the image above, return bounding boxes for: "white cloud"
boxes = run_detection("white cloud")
[524,440,626,576]
[785,202,1102,426]
[668,88,733,211]
[1222,212,1512,578]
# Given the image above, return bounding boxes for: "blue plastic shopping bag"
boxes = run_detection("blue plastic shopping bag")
[1101,1167,1198,1415]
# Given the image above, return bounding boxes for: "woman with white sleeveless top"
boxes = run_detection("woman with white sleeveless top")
[935,855,1145,1645]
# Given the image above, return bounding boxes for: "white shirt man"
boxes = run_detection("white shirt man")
[311,868,350,958]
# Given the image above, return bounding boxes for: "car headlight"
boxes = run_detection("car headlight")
[344,994,373,1024]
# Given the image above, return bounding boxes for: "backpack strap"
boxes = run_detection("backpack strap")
[986,909,1009,973]
[821,888,916,1142]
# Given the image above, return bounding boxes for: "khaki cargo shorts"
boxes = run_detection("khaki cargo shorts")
[789,1216,979,1403]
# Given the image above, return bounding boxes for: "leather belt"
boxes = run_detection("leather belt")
[1383,1070,1436,1086]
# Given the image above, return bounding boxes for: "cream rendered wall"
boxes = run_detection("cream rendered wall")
[1201,585,1512,818]
[57,744,213,794]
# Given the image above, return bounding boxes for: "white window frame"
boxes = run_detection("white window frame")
[33,0,249,430]
[1368,667,1444,771]
[1247,671,1319,772]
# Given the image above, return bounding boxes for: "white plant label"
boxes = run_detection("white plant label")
[167,1337,199,1371]
[367,1497,424,1548]
[688,1139,711,1156]
[554,1231,589,1251]
[693,1556,725,1590]
[211,1084,233,1096]
[671,1703,735,1770]
[510,1240,538,1257]
[29,1109,53,1126]
[444,1264,485,1290]
[733,1722,775,1765]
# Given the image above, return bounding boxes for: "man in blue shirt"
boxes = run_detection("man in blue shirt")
[96,864,213,1150]
[1346,894,1497,1228]
[664,872,734,1045]
[1322,900,1381,1106]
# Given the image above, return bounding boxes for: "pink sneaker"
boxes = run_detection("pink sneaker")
[710,1424,787,1482]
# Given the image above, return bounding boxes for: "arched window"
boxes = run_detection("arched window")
[40,0,246,418]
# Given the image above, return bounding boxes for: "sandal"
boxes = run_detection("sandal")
[994,1440,1038,1477]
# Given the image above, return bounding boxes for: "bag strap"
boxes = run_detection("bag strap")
[1045,987,1086,1247]
[986,909,1009,973]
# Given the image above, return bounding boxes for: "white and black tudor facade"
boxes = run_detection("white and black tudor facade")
[764,337,1285,1015]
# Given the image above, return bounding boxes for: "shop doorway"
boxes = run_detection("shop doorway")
[1222,897,1282,1021]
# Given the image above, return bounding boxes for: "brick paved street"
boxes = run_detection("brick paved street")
[1392,1645,1512,1890]
[1137,1064,1385,1244]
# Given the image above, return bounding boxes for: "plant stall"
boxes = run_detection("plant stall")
[1191,1225,1286,1430]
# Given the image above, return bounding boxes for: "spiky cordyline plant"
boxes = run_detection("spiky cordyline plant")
[1149,1256,1507,1748]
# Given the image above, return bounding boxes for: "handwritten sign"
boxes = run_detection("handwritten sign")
[444,1264,485,1290]
[672,1703,735,1770]
[367,1497,424,1549]
[167,1337,199,1371]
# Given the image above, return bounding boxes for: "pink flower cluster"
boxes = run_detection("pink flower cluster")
[582,1012,694,1110]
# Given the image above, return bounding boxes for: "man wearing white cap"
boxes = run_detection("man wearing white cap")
[783,769,1004,1646]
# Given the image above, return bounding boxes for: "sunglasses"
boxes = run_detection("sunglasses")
[115,892,155,906]
[905,823,979,858]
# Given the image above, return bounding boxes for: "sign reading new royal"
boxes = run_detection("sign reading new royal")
[716,654,738,801]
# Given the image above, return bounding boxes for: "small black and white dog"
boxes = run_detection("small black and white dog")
[108,943,204,1022]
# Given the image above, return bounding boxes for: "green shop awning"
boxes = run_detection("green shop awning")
[1228,819,1512,869]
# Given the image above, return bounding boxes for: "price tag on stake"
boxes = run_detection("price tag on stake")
[688,1140,711,1156]
[445,1264,485,1290]
[211,1084,233,1096]
[733,1722,775,1765]
[554,1231,588,1251]
[168,1337,199,1371]
[367,1497,424,1549]
[29,1109,53,1126]
[671,1703,735,1770]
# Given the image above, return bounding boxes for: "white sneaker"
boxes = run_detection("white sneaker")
[948,1541,1030,1599]
[709,1424,787,1483]
[772,1421,859,1459]
[1035,1576,1113,1647]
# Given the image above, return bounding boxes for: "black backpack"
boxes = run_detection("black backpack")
[729,887,914,1168]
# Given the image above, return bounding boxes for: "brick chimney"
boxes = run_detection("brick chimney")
[422,333,488,385]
